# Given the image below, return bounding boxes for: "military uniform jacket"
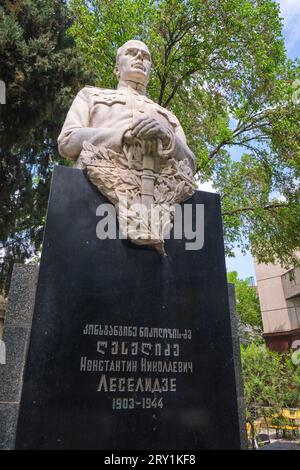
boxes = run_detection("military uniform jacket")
[58,85,195,172]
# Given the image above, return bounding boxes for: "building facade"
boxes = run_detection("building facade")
[255,260,300,352]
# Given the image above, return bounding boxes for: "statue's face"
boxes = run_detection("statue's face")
[115,41,151,86]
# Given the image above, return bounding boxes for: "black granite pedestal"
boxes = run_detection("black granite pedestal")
[15,166,242,450]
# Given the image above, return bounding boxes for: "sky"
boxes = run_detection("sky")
[219,1,300,280]
[277,0,300,59]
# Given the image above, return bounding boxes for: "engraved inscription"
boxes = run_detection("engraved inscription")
[80,323,194,409]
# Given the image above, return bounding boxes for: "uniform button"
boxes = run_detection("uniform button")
[139,110,145,113]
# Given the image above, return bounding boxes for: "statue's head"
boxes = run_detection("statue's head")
[114,40,152,87]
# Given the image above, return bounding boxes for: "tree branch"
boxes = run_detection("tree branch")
[222,202,288,217]
[163,66,202,107]
[208,111,272,159]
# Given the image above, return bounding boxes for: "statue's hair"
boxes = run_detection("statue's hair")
[115,40,151,66]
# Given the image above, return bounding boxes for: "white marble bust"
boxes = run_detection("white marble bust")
[58,40,196,253]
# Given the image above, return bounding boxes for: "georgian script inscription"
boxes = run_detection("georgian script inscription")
[80,324,194,410]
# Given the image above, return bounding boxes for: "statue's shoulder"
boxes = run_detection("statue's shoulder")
[78,85,117,98]
[154,102,180,130]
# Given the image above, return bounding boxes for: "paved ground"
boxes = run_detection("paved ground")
[260,440,300,450]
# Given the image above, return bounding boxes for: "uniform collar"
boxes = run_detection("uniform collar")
[117,80,147,96]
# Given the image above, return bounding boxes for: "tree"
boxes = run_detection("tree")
[284,354,300,409]
[69,0,300,268]
[227,271,263,342]
[1,0,300,294]
[0,0,91,294]
[241,343,300,448]
[241,343,288,448]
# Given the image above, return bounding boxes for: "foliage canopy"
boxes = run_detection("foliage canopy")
[0,0,90,293]
[69,0,300,267]
[227,271,262,336]
[1,0,300,293]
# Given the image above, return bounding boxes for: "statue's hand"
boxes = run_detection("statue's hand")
[131,117,170,146]
[123,129,136,145]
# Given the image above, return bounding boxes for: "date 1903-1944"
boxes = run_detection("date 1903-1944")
[112,396,163,410]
